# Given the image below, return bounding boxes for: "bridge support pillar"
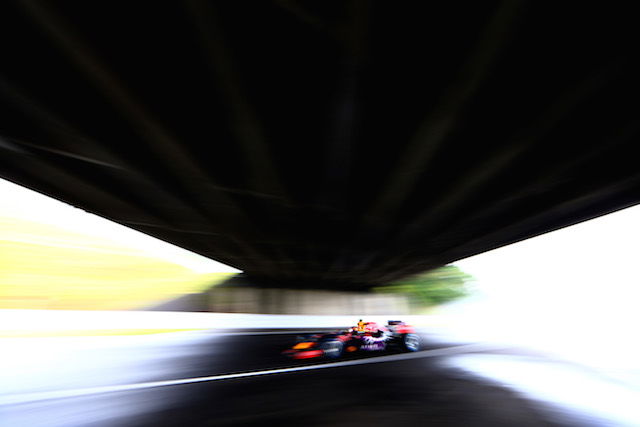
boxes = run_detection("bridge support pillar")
[205,275,410,315]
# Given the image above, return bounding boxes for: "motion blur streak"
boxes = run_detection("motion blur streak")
[5,329,640,426]
[1,342,502,406]
[448,354,640,426]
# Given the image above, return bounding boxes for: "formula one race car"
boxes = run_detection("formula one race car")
[282,320,420,360]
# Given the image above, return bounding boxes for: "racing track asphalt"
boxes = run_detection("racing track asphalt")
[1,331,601,427]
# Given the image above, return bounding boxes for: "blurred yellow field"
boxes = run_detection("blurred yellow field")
[0,217,234,310]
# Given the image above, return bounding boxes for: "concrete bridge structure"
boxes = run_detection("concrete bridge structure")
[1,1,639,312]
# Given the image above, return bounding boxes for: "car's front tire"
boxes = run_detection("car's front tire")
[400,333,420,352]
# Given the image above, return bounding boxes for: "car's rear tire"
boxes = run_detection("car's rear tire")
[319,340,344,359]
[400,333,420,352]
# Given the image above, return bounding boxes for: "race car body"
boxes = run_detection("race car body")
[282,320,420,360]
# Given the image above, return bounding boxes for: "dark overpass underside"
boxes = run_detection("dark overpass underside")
[1,1,639,289]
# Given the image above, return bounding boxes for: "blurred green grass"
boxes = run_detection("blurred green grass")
[0,217,234,310]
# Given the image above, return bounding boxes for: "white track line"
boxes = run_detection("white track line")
[1,342,505,406]
[213,330,331,336]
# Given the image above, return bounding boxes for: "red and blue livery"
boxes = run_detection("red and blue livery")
[282,320,420,360]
